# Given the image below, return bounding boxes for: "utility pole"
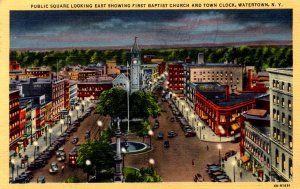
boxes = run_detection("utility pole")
[127,61,130,133]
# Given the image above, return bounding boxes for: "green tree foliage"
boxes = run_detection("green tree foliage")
[124,167,162,182]
[77,140,115,178]
[10,46,292,72]
[64,177,80,183]
[96,88,127,119]
[130,91,161,118]
[96,89,160,119]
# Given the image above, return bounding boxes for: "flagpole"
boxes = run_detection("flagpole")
[127,61,130,133]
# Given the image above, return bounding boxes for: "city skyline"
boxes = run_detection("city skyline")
[10,10,292,49]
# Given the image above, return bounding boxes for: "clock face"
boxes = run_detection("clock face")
[133,60,137,64]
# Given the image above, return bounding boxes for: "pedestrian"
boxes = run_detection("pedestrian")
[37,145,40,151]
[240,170,242,178]
[192,159,195,166]
[61,165,65,174]
[206,145,209,151]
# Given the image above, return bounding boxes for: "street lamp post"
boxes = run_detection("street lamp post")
[60,119,64,134]
[85,159,91,182]
[232,160,236,182]
[148,130,154,148]
[49,128,53,144]
[33,141,38,159]
[75,106,80,119]
[97,120,103,140]
[217,144,222,166]
[149,158,155,170]
[121,147,127,174]
[16,165,19,176]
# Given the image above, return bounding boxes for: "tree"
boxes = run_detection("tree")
[64,177,80,183]
[124,167,162,182]
[130,91,161,119]
[96,88,127,118]
[77,140,115,180]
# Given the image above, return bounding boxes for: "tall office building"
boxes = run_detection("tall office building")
[267,68,293,181]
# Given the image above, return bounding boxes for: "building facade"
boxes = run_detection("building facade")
[112,73,129,91]
[267,68,293,182]
[184,63,243,106]
[194,82,264,137]
[9,90,21,154]
[240,108,271,182]
[69,80,78,109]
[167,63,184,91]
[77,81,113,100]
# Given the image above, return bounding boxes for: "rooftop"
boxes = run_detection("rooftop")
[185,63,242,68]
[196,82,265,107]
[267,68,293,76]
[243,110,270,137]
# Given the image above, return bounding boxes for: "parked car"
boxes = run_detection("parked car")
[210,171,225,177]
[13,175,29,183]
[167,131,177,138]
[185,130,196,137]
[212,174,229,182]
[157,132,164,140]
[207,163,220,167]
[218,178,231,182]
[57,154,66,162]
[56,147,65,157]
[37,176,46,183]
[49,162,59,174]
[208,167,222,174]
[225,150,237,158]
[153,120,160,129]
[72,136,79,144]
[164,141,170,148]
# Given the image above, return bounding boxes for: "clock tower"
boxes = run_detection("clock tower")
[130,36,141,93]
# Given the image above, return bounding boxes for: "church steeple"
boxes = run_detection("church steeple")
[131,36,140,59]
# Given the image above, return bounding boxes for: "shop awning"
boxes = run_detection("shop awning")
[231,123,240,131]
[240,155,250,163]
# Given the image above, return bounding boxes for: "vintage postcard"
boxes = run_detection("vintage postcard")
[0,0,299,188]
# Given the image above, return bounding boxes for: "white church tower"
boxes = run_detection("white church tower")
[130,36,141,93]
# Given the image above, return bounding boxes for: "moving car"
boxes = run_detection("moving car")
[212,174,229,182]
[167,131,177,138]
[85,130,91,140]
[157,132,164,140]
[49,162,59,174]
[164,141,170,148]
[72,136,79,144]
[153,120,160,129]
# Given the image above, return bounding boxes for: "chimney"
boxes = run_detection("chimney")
[248,69,253,90]
[225,85,230,101]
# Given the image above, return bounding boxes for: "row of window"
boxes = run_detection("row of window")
[9,132,21,142]
[244,141,270,168]
[245,128,270,153]
[272,109,292,127]
[10,120,20,130]
[273,128,293,149]
[9,100,19,109]
[272,80,292,93]
[79,87,104,91]
[275,150,292,178]
[10,110,20,119]
[193,77,240,84]
[272,95,292,110]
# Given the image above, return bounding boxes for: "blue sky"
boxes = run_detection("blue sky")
[10,10,292,49]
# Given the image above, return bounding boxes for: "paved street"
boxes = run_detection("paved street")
[125,95,240,182]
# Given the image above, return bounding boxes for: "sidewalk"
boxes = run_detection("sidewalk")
[223,152,258,182]
[9,103,91,179]
[171,97,235,143]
